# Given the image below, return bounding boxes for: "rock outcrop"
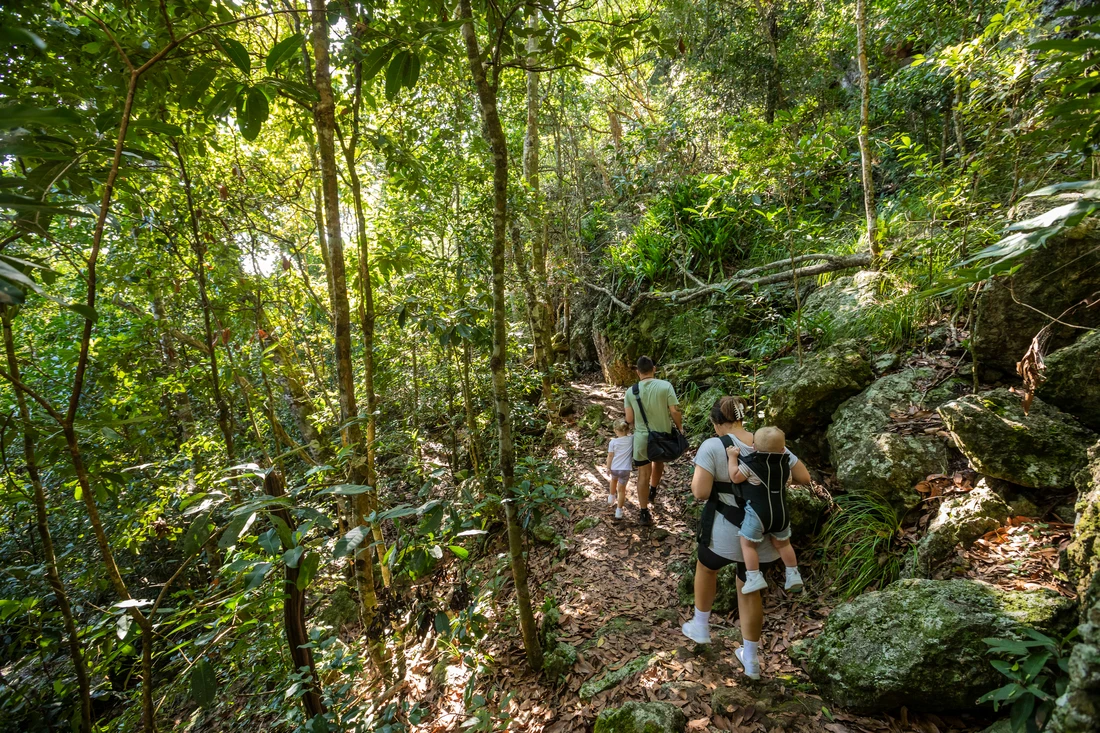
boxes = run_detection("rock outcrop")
[1038,328,1100,432]
[938,389,1096,491]
[971,195,1100,381]
[1065,442,1100,613]
[903,480,1011,577]
[801,270,890,336]
[763,340,873,438]
[828,368,964,511]
[593,701,686,733]
[806,578,1075,713]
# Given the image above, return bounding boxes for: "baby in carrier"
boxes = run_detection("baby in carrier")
[725,426,804,594]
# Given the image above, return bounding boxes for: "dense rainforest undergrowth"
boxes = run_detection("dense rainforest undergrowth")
[2,0,1100,730]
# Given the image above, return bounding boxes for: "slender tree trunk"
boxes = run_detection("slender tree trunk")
[855,0,879,258]
[523,8,554,404]
[751,0,784,123]
[342,57,391,589]
[459,0,543,671]
[171,142,237,467]
[308,0,384,668]
[2,308,92,733]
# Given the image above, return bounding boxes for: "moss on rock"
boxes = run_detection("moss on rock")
[1038,328,1100,432]
[593,701,686,733]
[828,368,965,511]
[938,389,1096,491]
[806,578,1075,713]
[574,516,602,534]
[763,340,873,438]
[580,653,656,700]
[542,641,578,682]
[903,480,1011,578]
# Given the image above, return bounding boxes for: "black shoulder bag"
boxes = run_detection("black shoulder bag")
[631,382,688,462]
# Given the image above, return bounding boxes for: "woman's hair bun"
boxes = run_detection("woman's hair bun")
[710,395,747,425]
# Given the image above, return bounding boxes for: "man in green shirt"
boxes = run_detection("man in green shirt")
[624,355,682,526]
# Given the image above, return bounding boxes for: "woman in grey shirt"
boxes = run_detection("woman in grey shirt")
[682,396,812,680]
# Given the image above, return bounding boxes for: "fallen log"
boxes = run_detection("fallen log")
[587,252,872,314]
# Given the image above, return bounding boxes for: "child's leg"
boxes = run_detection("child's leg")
[739,536,761,572]
[617,475,628,508]
[608,477,619,502]
[772,537,797,568]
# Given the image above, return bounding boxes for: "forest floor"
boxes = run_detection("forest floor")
[393,376,1071,733]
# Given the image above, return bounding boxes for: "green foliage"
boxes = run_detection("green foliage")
[977,628,1076,732]
[819,494,907,599]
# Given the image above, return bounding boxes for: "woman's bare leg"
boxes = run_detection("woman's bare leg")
[734,576,763,642]
[694,561,717,612]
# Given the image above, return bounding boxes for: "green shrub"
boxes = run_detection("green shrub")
[819,494,908,599]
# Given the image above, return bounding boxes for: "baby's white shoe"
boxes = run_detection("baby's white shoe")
[741,570,768,594]
[784,567,804,592]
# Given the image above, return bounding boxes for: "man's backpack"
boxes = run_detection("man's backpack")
[631,382,688,462]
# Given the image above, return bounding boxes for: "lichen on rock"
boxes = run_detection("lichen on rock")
[592,701,687,733]
[1038,328,1100,432]
[938,388,1096,491]
[903,480,1011,578]
[762,340,873,438]
[580,653,658,700]
[542,641,578,682]
[828,367,965,511]
[806,578,1075,713]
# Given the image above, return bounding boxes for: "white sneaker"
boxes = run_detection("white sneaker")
[741,570,768,594]
[735,646,761,680]
[784,567,804,592]
[681,619,711,644]
[607,494,616,506]
[614,507,624,520]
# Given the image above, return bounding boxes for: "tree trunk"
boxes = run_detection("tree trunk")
[308,0,383,666]
[458,0,544,671]
[523,8,555,404]
[2,307,92,733]
[171,142,237,467]
[855,0,879,258]
[751,0,784,123]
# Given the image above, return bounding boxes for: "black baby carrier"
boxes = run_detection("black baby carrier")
[696,435,792,547]
[631,382,689,462]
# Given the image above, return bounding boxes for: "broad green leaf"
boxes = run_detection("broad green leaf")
[238,87,269,141]
[0,278,24,305]
[314,483,373,496]
[258,527,281,555]
[362,44,393,82]
[385,50,419,100]
[221,37,251,75]
[0,104,82,130]
[333,525,370,558]
[182,66,218,108]
[244,562,271,590]
[268,513,293,548]
[219,511,257,549]
[66,303,97,322]
[0,26,46,50]
[129,119,184,137]
[206,81,243,118]
[296,552,319,590]
[448,545,469,559]
[0,193,90,218]
[1009,694,1035,731]
[190,660,216,709]
[282,545,305,568]
[181,513,214,556]
[266,33,304,74]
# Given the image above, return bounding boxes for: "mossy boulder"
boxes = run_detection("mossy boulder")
[828,368,965,511]
[317,585,359,629]
[801,271,890,336]
[574,516,601,534]
[972,198,1100,381]
[580,653,656,699]
[938,389,1096,491]
[806,578,1076,713]
[711,680,824,729]
[542,641,578,681]
[1064,442,1100,613]
[763,340,874,438]
[1049,564,1100,732]
[530,522,561,545]
[1038,328,1100,432]
[787,485,831,539]
[592,701,686,733]
[902,480,1011,578]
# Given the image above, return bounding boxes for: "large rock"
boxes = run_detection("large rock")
[801,270,890,336]
[806,578,1076,713]
[938,389,1096,491]
[972,195,1100,381]
[593,701,686,733]
[828,368,964,511]
[903,481,1011,578]
[1038,328,1100,432]
[1064,442,1100,613]
[1049,573,1100,732]
[763,340,874,438]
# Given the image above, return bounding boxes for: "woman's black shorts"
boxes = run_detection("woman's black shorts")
[697,543,778,582]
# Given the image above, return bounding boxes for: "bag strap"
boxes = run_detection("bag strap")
[718,434,746,501]
[631,382,651,430]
